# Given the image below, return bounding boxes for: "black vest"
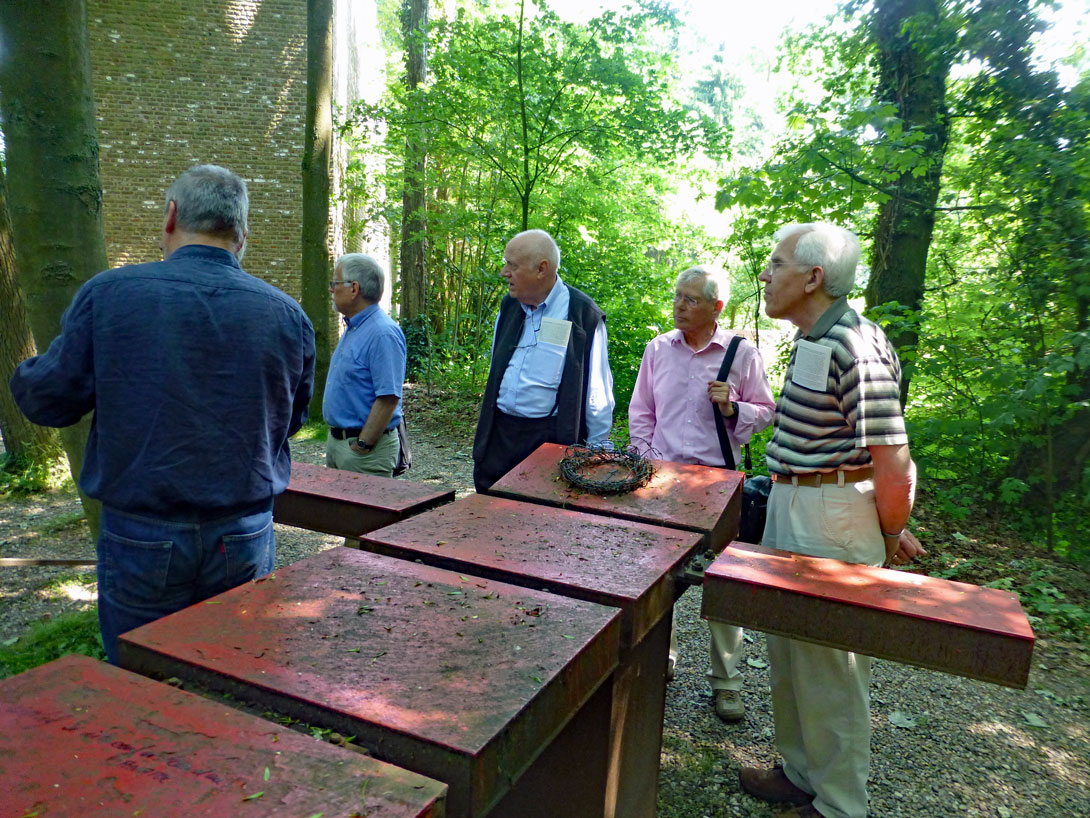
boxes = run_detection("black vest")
[472,284,606,462]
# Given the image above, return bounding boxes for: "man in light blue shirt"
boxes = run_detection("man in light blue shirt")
[323,254,407,477]
[472,229,614,491]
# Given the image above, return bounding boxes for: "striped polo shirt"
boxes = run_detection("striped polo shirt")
[766,297,907,476]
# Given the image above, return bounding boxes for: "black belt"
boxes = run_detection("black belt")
[329,426,362,440]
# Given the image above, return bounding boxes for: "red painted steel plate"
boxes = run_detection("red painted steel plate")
[488,442,743,550]
[120,547,620,817]
[0,654,446,818]
[701,543,1036,688]
[274,461,454,537]
[361,493,702,647]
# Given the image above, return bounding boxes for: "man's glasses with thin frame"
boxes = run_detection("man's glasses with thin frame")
[674,292,704,308]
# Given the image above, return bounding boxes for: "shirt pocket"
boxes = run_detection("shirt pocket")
[525,340,567,388]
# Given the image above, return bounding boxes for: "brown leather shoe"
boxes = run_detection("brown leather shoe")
[739,765,813,805]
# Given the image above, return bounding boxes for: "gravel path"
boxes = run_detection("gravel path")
[2,397,1087,817]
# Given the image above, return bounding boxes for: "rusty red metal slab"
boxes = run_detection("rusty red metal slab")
[488,442,743,551]
[274,461,454,538]
[120,546,620,817]
[702,543,1036,688]
[363,495,691,818]
[361,493,702,648]
[0,654,446,818]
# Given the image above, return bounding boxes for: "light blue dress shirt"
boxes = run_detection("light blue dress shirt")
[322,304,406,431]
[494,276,614,445]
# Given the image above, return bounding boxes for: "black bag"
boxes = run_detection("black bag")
[393,418,412,476]
[712,335,769,544]
[738,474,771,544]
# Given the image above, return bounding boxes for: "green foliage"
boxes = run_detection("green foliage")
[0,448,72,496]
[713,0,1090,558]
[292,419,329,443]
[344,0,729,417]
[0,609,104,680]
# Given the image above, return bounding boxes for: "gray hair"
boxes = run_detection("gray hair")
[772,222,860,298]
[677,265,729,303]
[165,164,248,246]
[512,229,560,274]
[337,253,385,302]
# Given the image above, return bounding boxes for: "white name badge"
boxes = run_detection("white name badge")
[539,317,573,347]
[791,339,832,392]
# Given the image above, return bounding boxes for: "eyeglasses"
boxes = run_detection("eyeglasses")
[673,292,704,308]
[329,280,350,289]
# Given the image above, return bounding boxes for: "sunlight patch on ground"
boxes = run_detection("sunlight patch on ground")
[36,574,98,603]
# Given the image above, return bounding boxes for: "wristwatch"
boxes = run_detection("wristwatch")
[354,438,374,452]
[729,401,739,418]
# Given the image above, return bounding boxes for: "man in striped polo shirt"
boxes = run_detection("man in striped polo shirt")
[738,223,925,818]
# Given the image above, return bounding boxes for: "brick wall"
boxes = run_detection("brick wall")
[87,0,315,299]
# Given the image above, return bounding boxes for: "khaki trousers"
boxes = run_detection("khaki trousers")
[325,427,399,477]
[669,612,744,692]
[763,477,884,818]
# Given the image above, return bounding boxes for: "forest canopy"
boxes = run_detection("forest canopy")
[340,0,1089,559]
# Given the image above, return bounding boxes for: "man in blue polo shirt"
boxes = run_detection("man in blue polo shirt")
[10,164,315,664]
[323,253,407,477]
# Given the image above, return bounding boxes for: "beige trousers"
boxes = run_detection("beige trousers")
[669,611,744,692]
[763,477,884,818]
[325,427,399,477]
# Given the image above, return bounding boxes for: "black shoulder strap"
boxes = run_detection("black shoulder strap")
[713,335,745,472]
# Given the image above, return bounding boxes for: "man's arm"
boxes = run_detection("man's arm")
[707,342,776,442]
[287,313,317,437]
[350,326,406,451]
[584,320,615,446]
[10,292,96,428]
[627,343,657,449]
[351,395,400,451]
[868,442,926,565]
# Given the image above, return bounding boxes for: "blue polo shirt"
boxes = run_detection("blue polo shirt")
[322,304,406,431]
[10,244,316,518]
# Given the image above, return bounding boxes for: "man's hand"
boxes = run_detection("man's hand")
[884,529,926,567]
[349,438,374,456]
[707,381,733,416]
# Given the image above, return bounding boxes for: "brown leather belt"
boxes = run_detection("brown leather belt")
[771,467,874,487]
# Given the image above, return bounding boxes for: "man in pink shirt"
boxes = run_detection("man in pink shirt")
[629,265,776,721]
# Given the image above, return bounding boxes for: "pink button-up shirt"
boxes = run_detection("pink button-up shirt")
[628,327,776,467]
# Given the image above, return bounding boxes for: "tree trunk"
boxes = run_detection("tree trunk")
[302,0,334,420]
[399,0,429,325]
[864,0,952,405]
[0,0,105,531]
[0,164,62,464]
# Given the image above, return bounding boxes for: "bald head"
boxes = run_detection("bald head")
[501,229,561,306]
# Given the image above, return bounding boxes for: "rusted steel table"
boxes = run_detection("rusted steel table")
[1,653,446,818]
[274,461,454,538]
[701,542,1036,688]
[487,442,743,552]
[361,493,706,818]
[120,546,621,818]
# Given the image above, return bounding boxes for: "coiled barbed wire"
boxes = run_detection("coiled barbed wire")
[558,444,657,495]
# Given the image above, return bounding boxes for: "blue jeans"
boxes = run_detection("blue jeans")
[97,503,275,665]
